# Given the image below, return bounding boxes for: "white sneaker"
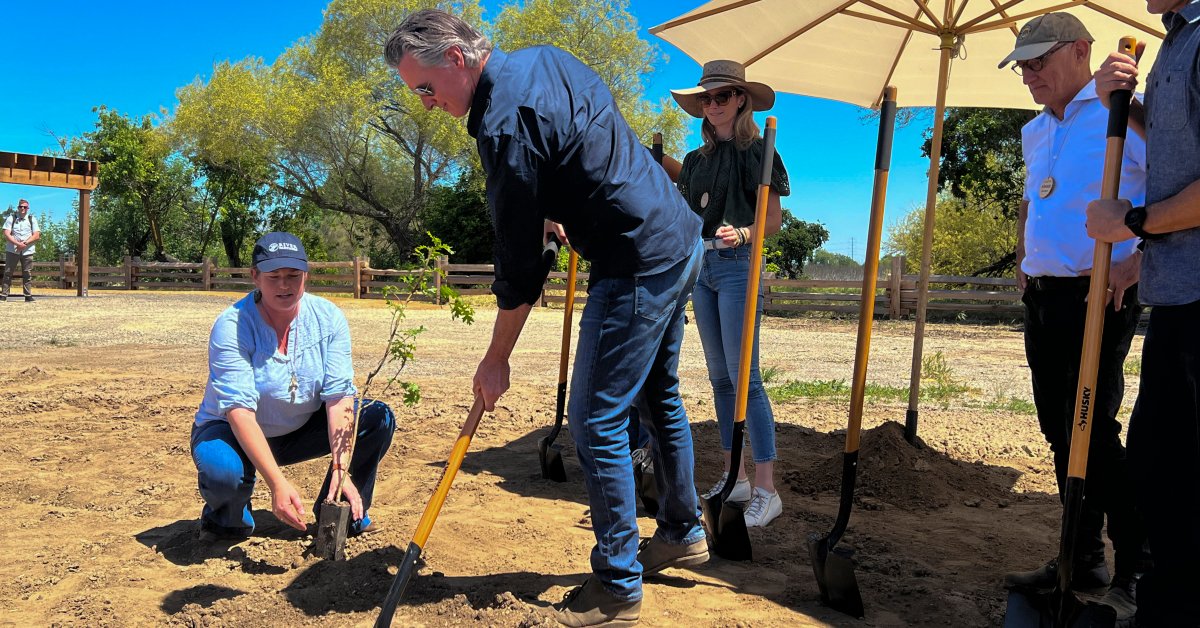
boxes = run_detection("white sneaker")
[701,473,752,504]
[744,487,782,527]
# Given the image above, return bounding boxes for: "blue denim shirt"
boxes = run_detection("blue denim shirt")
[195,292,356,437]
[1142,1,1200,306]
[466,47,702,309]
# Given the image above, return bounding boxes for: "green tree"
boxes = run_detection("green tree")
[886,193,1017,276]
[810,249,861,267]
[925,107,1034,215]
[423,169,492,264]
[32,213,79,262]
[65,107,196,263]
[764,210,829,278]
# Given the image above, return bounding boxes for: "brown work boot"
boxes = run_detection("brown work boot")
[1100,576,1137,628]
[547,578,640,627]
[1003,558,1110,595]
[637,535,709,576]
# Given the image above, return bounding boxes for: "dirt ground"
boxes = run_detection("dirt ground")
[0,288,1143,627]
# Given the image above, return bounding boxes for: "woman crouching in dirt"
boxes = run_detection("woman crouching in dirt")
[189,232,395,540]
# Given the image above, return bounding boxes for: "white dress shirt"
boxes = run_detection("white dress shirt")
[1021,80,1146,278]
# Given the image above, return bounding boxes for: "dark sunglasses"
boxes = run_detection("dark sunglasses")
[696,89,740,107]
[1011,42,1069,76]
[17,205,29,209]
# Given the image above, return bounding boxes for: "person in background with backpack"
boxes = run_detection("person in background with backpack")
[2,199,40,302]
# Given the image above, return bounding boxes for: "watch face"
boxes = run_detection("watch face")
[1125,206,1145,228]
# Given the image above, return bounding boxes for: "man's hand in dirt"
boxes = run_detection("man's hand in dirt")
[325,474,365,522]
[269,477,308,531]
[473,356,510,412]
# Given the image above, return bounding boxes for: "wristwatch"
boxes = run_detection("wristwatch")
[1124,205,1163,241]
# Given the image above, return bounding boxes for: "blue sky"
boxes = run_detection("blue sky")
[1,0,938,262]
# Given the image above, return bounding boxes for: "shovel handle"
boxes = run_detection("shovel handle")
[412,396,486,547]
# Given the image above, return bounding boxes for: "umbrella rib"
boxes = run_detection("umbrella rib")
[857,0,938,33]
[952,0,972,27]
[845,9,938,35]
[911,0,944,30]
[874,29,915,109]
[744,0,862,67]
[1082,2,1166,40]
[647,0,765,34]
[958,0,1025,32]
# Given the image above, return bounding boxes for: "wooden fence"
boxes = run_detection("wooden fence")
[2,255,1023,318]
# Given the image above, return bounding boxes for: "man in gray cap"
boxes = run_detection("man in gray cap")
[998,12,1148,620]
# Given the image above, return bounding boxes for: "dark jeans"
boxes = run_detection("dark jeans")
[1130,300,1200,627]
[2,252,33,297]
[190,399,395,537]
[1022,279,1146,576]
[567,242,705,601]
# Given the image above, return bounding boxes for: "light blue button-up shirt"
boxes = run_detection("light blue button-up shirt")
[195,292,356,437]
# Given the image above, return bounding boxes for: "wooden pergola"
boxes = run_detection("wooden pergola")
[0,151,98,296]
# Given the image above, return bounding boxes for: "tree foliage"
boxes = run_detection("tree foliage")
[764,210,829,279]
[886,193,1017,277]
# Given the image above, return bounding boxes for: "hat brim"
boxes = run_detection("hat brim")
[671,80,776,118]
[997,41,1059,69]
[256,258,309,272]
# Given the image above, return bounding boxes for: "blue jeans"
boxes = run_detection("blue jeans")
[190,399,395,537]
[568,241,705,601]
[691,247,777,463]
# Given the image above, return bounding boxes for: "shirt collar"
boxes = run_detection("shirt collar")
[1041,79,1098,119]
[1165,1,1200,29]
[466,48,507,139]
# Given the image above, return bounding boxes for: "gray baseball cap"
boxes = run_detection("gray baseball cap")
[997,13,1094,69]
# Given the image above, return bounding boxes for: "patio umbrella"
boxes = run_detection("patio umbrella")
[651,0,1163,443]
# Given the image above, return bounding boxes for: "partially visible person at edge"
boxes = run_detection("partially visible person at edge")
[2,199,40,302]
[1087,1,1200,625]
[672,60,789,528]
[190,232,395,541]
[995,13,1149,622]
[386,10,707,627]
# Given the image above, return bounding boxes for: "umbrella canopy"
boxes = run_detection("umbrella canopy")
[651,1,1162,110]
[652,0,1164,441]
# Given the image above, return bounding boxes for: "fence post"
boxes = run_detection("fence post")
[123,256,133,290]
[352,256,362,299]
[889,256,902,319]
[202,258,213,291]
[58,254,67,289]
[435,255,447,305]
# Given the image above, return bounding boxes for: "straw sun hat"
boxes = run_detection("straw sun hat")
[670,59,776,118]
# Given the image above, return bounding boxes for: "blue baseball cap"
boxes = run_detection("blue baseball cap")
[252,232,309,272]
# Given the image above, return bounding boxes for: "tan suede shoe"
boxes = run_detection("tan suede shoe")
[547,578,640,627]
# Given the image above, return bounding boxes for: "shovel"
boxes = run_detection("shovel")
[375,397,485,627]
[699,116,779,562]
[808,86,898,619]
[1004,37,1138,628]
[538,237,577,482]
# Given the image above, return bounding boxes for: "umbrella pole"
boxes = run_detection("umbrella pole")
[904,33,955,445]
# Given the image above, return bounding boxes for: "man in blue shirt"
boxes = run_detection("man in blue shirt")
[1089,1,1200,624]
[386,10,706,626]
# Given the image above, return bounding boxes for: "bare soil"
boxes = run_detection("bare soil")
[0,289,1143,627]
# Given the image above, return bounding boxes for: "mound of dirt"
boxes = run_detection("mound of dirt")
[786,421,1021,511]
[17,365,49,380]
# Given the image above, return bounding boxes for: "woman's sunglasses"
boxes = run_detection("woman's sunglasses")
[696,89,740,107]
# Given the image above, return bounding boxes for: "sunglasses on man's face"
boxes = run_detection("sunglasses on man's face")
[18,206,29,209]
[412,82,435,97]
[697,89,740,108]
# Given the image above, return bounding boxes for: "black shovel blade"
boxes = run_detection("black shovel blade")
[538,436,566,482]
[701,492,752,561]
[632,452,659,518]
[808,533,864,618]
[375,542,423,627]
[1004,587,1117,628]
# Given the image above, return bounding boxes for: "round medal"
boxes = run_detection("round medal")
[1038,176,1055,199]
[700,192,710,208]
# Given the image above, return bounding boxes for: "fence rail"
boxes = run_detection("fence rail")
[1,254,1024,318]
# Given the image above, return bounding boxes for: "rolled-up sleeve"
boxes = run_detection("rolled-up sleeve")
[320,308,356,401]
[208,314,258,416]
[481,126,551,310]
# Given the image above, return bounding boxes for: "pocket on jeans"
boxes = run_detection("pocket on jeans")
[634,276,673,322]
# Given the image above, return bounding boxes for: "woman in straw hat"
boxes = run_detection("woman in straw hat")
[672,60,791,528]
